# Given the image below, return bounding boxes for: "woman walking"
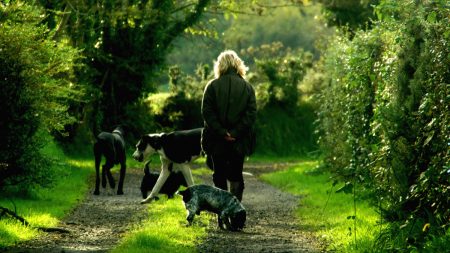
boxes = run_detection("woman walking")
[201,50,257,201]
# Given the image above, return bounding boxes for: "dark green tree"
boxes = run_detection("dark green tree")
[37,0,211,138]
[318,0,379,29]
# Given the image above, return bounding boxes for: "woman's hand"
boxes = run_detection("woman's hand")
[224,132,236,142]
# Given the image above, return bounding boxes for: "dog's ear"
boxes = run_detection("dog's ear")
[136,135,149,150]
[116,125,124,133]
[142,134,162,150]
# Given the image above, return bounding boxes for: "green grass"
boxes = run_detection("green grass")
[0,140,92,248]
[112,163,212,253]
[260,160,382,252]
[112,196,211,253]
[247,154,316,163]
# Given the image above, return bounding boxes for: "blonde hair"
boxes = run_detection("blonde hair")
[214,50,248,79]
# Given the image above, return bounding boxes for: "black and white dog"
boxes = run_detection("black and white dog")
[140,161,187,199]
[132,128,202,204]
[179,184,246,231]
[93,126,126,195]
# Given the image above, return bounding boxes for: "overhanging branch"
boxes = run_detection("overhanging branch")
[163,0,211,46]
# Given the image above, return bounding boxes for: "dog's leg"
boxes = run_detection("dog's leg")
[219,212,232,230]
[101,164,107,188]
[104,162,115,189]
[217,215,225,230]
[186,208,198,226]
[93,143,101,195]
[141,160,171,204]
[179,164,195,186]
[117,161,126,195]
[184,199,199,225]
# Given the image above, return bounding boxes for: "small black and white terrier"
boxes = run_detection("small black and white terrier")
[140,161,187,199]
[178,184,246,231]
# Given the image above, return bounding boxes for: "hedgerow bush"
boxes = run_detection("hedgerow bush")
[145,65,206,132]
[315,0,449,250]
[0,2,82,190]
[245,43,317,155]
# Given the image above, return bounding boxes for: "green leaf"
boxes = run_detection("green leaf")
[444,30,450,39]
[423,131,434,147]
[427,11,437,23]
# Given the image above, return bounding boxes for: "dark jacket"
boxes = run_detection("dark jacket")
[201,69,256,156]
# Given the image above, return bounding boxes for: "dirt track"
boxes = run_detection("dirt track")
[3,164,323,253]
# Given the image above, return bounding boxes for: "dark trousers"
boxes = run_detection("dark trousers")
[210,147,244,191]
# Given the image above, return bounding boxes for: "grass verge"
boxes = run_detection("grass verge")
[112,196,211,253]
[0,140,92,248]
[112,165,212,253]
[260,160,381,252]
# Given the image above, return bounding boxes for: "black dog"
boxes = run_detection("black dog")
[178,184,246,231]
[140,161,187,199]
[93,126,126,195]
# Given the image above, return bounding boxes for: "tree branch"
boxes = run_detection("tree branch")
[52,5,71,41]
[170,3,197,14]
[0,206,70,233]
[163,0,211,46]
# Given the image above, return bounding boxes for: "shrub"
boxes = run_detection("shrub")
[0,2,82,190]
[315,0,449,249]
